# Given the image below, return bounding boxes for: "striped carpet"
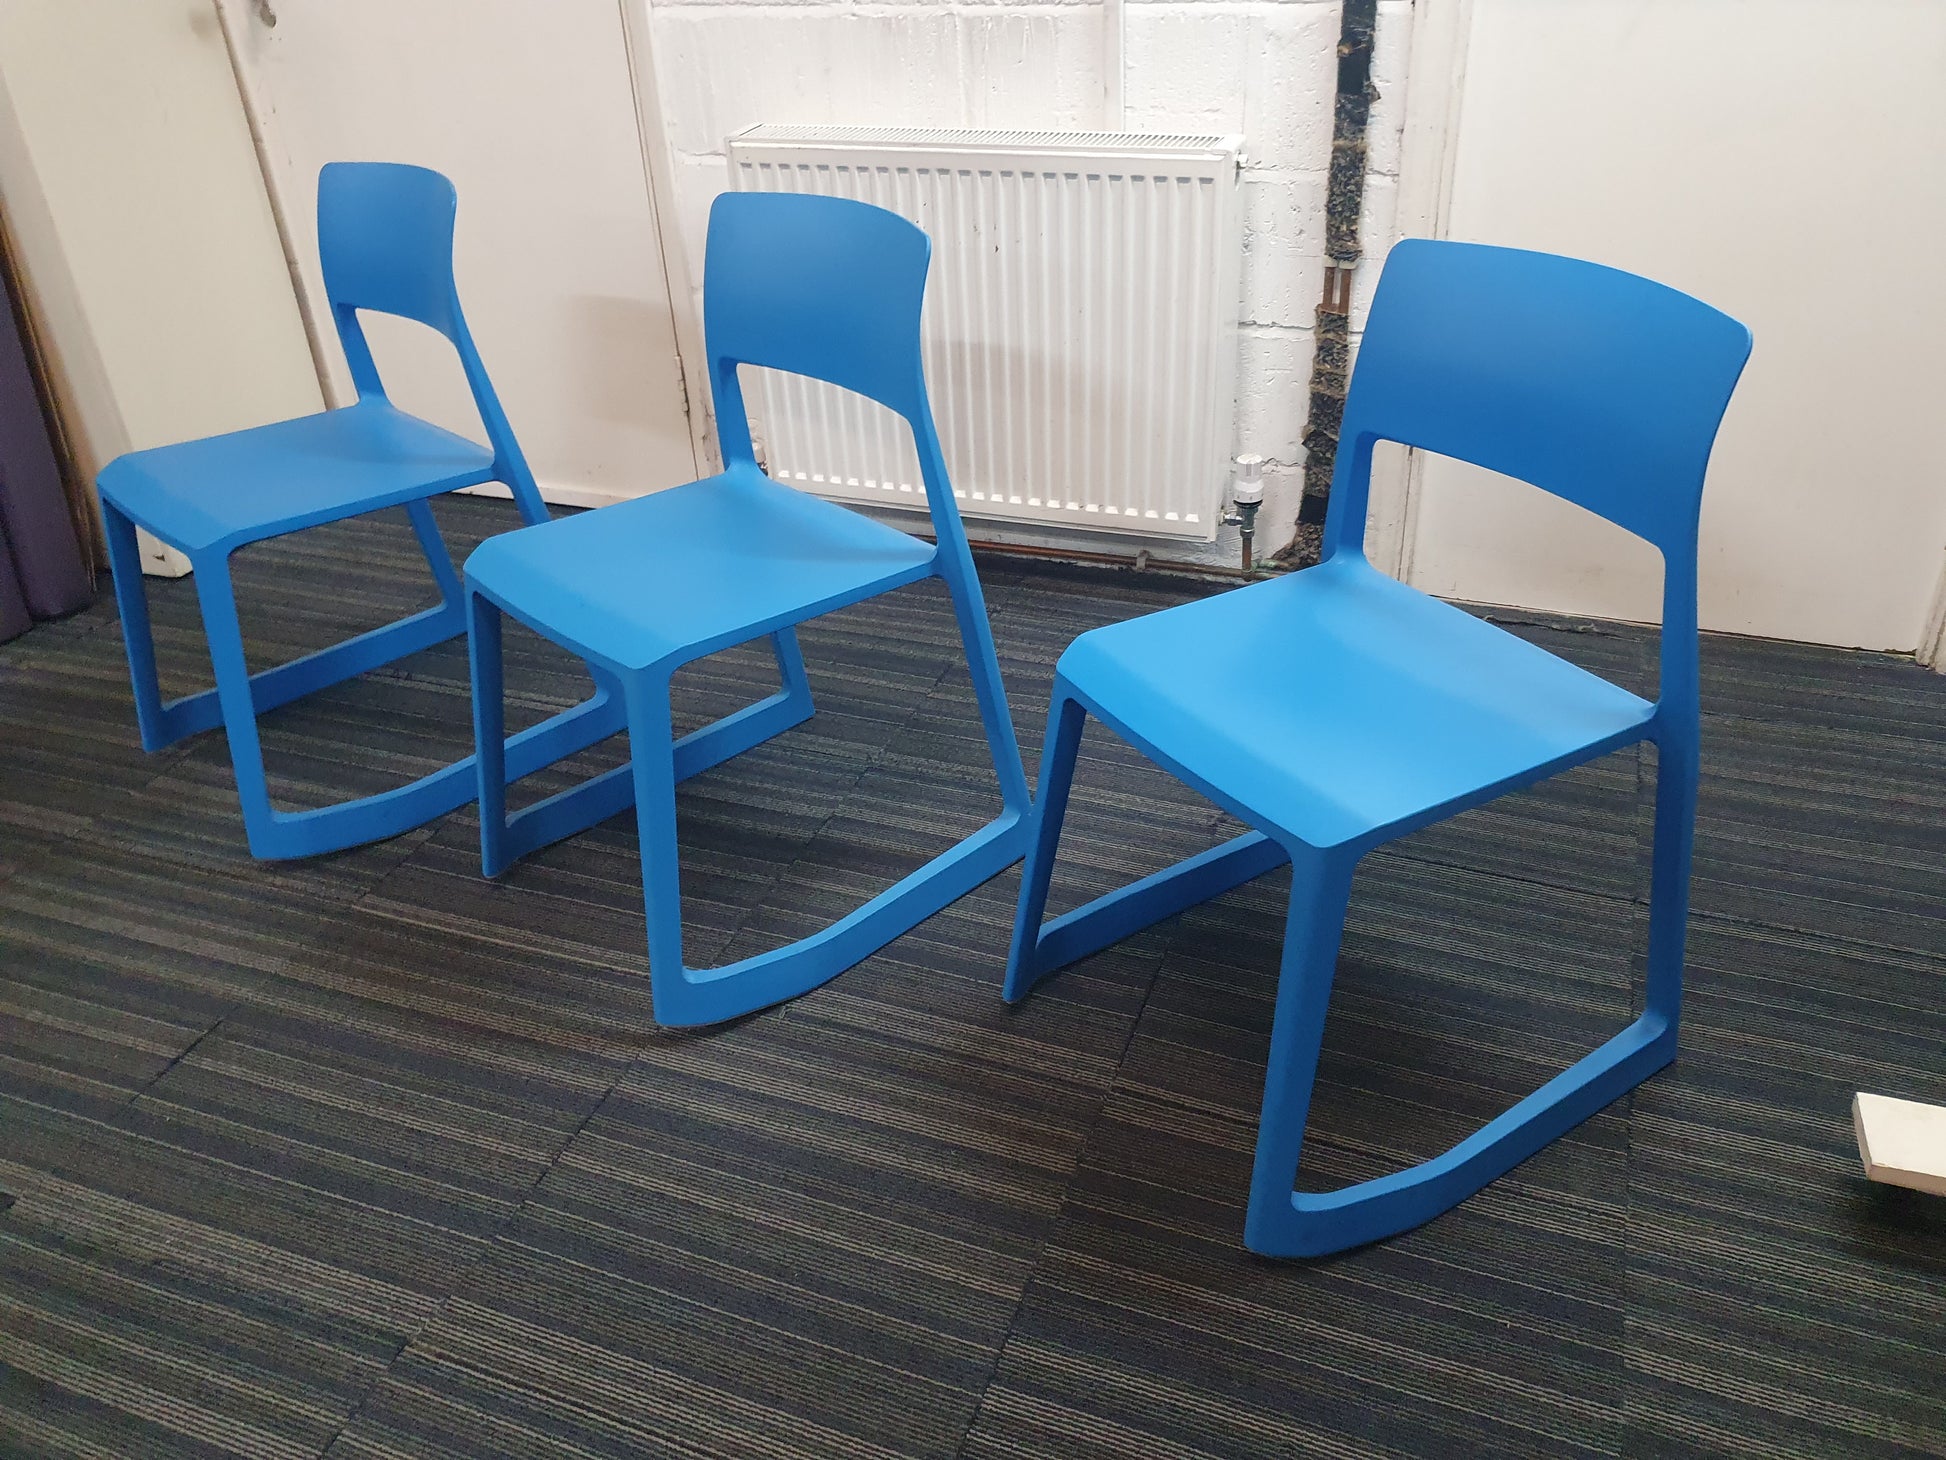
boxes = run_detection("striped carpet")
[0,495,1940,1459]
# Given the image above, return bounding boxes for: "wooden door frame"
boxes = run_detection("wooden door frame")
[213,0,349,413]
[1919,550,1946,670]
[619,0,716,477]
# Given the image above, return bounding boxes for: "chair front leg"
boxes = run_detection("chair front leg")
[622,672,691,1021]
[934,558,1031,814]
[1245,818,1679,1259]
[1243,844,1358,1257]
[1641,727,1699,1034]
[406,497,465,608]
[1003,687,1088,1001]
[190,550,282,857]
[468,588,511,877]
[1005,682,1297,1001]
[768,626,814,717]
[101,499,171,752]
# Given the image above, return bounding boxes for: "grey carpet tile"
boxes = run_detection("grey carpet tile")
[368,833,703,985]
[0,630,195,839]
[956,850,1644,1460]
[1101,855,1639,1205]
[0,930,232,1122]
[2,496,1942,1459]
[1679,917,1946,1097]
[0,1196,396,1460]
[1373,751,1652,900]
[0,839,649,1457]
[0,836,359,1128]
[1614,926,1946,1456]
[1688,812,1943,947]
[1697,642,1946,741]
[237,891,657,1090]
[0,1095,465,1349]
[58,750,436,903]
[323,923,1145,1460]
[962,1096,1633,1459]
[0,830,363,985]
[1621,1128,1945,1457]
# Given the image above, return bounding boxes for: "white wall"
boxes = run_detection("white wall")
[1403,0,1946,652]
[0,0,323,574]
[634,0,1411,567]
[0,0,1418,571]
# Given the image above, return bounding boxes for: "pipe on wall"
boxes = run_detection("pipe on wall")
[1277,0,1378,568]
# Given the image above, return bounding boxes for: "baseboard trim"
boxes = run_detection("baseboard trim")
[456,481,643,512]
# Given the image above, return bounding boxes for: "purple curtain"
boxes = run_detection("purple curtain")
[0,253,93,643]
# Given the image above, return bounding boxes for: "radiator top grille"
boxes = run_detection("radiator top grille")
[734,125,1243,164]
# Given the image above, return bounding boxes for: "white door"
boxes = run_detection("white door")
[219,0,698,507]
[0,0,325,576]
[1396,0,1946,653]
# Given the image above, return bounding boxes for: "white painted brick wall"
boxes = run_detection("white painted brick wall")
[645,0,1412,566]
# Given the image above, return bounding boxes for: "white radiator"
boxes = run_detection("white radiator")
[727,126,1244,542]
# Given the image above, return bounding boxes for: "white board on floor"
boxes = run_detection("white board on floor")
[1853,1093,1946,1198]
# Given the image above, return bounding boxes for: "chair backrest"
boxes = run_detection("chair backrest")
[314,161,544,521]
[1322,239,1750,709]
[704,191,934,433]
[318,161,467,343]
[1325,238,1751,566]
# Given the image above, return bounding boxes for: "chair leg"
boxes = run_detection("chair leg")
[1244,785,1685,1258]
[184,549,621,860]
[1642,731,1699,1029]
[620,636,1028,1028]
[622,672,690,1013]
[769,626,814,718]
[108,499,468,755]
[101,499,171,752]
[406,497,465,608]
[1003,687,1087,1001]
[634,563,1031,1021]
[475,619,815,875]
[1243,848,1358,1254]
[1002,703,1692,1256]
[935,556,1031,813]
[469,588,511,877]
[104,490,629,859]
[191,550,284,856]
[483,566,1024,1026]
[1004,681,1291,1000]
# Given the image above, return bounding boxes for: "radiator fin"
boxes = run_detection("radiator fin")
[729,127,1243,542]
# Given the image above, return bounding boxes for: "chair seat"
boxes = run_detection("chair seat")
[1059,556,1655,850]
[97,400,494,555]
[464,465,938,673]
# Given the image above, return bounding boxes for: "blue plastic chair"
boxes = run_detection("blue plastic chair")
[1005,240,1751,1257]
[99,162,623,859]
[465,191,1030,1027]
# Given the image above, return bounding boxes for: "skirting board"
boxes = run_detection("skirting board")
[137,527,193,579]
[1853,1092,1946,1197]
[457,481,642,512]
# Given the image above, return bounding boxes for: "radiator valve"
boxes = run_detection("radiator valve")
[1222,454,1265,571]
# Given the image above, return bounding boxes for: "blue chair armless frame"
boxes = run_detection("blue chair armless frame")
[1004,240,1752,1255]
[98,162,625,859]
[465,192,1030,1025]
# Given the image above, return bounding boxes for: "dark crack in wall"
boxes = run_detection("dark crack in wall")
[1280,0,1377,568]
